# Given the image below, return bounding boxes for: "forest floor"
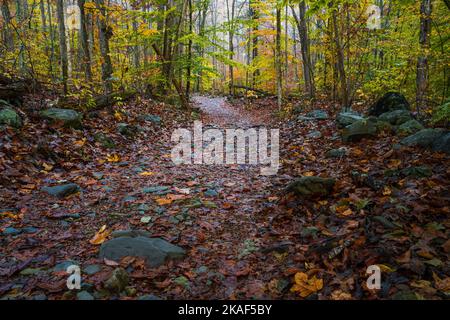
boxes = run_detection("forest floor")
[0,94,449,300]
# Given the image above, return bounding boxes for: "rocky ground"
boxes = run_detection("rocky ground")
[0,93,449,300]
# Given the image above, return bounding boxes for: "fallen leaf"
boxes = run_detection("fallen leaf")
[89,225,111,245]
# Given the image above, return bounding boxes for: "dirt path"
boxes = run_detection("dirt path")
[0,95,283,300]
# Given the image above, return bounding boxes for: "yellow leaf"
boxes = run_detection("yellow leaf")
[155,197,173,205]
[74,138,86,147]
[291,272,323,297]
[139,171,154,176]
[42,162,53,171]
[89,225,110,245]
[303,171,315,177]
[106,154,120,162]
[114,110,123,121]
[382,186,392,196]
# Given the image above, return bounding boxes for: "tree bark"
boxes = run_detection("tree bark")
[1,0,14,51]
[77,0,92,82]
[276,6,282,109]
[331,6,349,110]
[291,2,315,99]
[56,0,69,94]
[95,0,113,94]
[416,0,432,112]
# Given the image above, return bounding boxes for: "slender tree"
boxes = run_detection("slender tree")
[78,0,92,82]
[95,0,113,94]
[416,0,432,112]
[56,0,69,93]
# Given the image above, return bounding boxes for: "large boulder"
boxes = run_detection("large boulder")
[99,234,185,267]
[400,128,446,149]
[342,119,377,142]
[378,110,412,125]
[40,108,82,129]
[286,176,336,198]
[432,132,450,154]
[0,107,22,128]
[396,120,424,136]
[42,183,80,198]
[336,112,364,128]
[369,92,410,116]
[298,109,328,121]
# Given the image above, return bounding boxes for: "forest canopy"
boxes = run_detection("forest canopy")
[0,0,448,119]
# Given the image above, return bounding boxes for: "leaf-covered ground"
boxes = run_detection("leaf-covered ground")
[0,95,448,300]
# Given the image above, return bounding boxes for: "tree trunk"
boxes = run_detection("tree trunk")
[331,6,349,110]
[95,0,113,94]
[291,2,315,99]
[1,0,14,51]
[186,0,193,99]
[56,0,69,94]
[77,0,92,82]
[416,0,432,113]
[276,6,282,109]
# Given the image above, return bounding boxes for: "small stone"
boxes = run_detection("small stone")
[432,132,450,154]
[53,260,78,272]
[142,186,170,194]
[84,264,102,275]
[3,227,21,235]
[204,189,218,197]
[42,183,80,198]
[23,226,39,234]
[286,176,336,198]
[326,147,348,158]
[306,131,322,139]
[104,268,129,294]
[77,290,94,300]
[138,114,162,124]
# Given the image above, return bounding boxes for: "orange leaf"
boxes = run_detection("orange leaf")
[89,225,110,245]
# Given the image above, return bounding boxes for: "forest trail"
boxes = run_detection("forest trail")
[193,95,253,126]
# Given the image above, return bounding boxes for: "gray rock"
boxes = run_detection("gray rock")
[42,183,80,198]
[306,131,322,139]
[138,114,162,124]
[298,110,328,121]
[0,108,22,128]
[378,110,412,125]
[336,112,364,128]
[396,120,424,136]
[104,268,129,294]
[374,120,393,134]
[432,132,450,154]
[286,176,336,198]
[142,186,170,194]
[111,229,152,238]
[94,133,115,149]
[117,123,139,137]
[3,227,21,235]
[84,264,102,275]
[400,128,446,149]
[40,108,82,129]
[342,119,377,142]
[99,235,185,267]
[401,166,432,178]
[204,189,218,197]
[369,92,410,116]
[53,260,78,272]
[77,291,94,300]
[326,147,348,158]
